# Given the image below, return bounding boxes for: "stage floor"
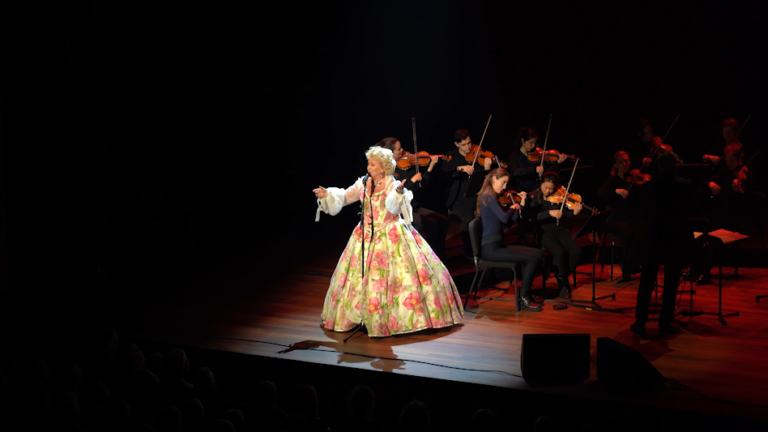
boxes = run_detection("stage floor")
[93,223,768,423]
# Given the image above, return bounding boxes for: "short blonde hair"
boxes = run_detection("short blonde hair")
[365,146,396,176]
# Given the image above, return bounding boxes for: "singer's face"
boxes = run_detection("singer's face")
[392,141,403,160]
[367,157,384,179]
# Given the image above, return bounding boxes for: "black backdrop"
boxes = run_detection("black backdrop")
[1,1,765,302]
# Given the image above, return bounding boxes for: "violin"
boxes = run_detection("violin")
[545,187,598,215]
[526,148,577,163]
[397,151,450,170]
[498,190,523,207]
[466,144,507,169]
[627,169,652,185]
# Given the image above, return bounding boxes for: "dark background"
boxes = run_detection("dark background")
[1,1,765,308]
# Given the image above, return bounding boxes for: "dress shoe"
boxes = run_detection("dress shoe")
[557,278,571,299]
[520,295,543,312]
[629,321,646,336]
[658,325,682,337]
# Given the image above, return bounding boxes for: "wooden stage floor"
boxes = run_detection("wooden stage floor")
[92,225,768,424]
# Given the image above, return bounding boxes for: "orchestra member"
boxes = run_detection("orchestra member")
[477,168,545,311]
[596,151,643,281]
[702,118,743,168]
[443,129,493,258]
[524,172,582,299]
[377,137,449,259]
[508,127,567,193]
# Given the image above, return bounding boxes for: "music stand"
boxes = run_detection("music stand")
[564,209,626,312]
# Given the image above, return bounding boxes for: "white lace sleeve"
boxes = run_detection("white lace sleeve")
[317,177,364,217]
[385,179,414,225]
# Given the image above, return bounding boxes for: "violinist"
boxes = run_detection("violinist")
[596,151,643,281]
[477,169,544,311]
[688,144,759,284]
[523,172,582,299]
[508,127,568,193]
[443,129,494,258]
[702,118,743,168]
[626,118,669,180]
[377,137,449,258]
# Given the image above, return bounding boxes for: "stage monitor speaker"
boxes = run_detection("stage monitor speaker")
[596,337,665,394]
[521,333,590,385]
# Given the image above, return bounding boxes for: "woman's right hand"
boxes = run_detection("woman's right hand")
[616,189,629,199]
[313,186,327,198]
[536,166,544,175]
[549,209,563,220]
[459,165,474,175]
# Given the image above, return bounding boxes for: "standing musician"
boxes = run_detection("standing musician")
[627,118,669,180]
[477,168,545,311]
[508,127,568,193]
[443,129,494,258]
[596,151,644,282]
[377,137,449,259]
[631,152,693,337]
[523,172,582,299]
[702,118,743,168]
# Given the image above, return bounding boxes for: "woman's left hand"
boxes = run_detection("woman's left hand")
[557,153,568,164]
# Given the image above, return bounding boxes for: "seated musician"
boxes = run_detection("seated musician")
[702,118,743,168]
[442,129,493,258]
[508,127,568,193]
[477,168,544,311]
[377,137,449,259]
[689,143,758,284]
[523,172,582,299]
[596,151,644,282]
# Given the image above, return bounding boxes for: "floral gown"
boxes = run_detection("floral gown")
[318,176,464,337]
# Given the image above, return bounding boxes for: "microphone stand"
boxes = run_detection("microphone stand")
[345,174,374,342]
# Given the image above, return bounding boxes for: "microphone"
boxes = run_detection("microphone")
[362,172,370,185]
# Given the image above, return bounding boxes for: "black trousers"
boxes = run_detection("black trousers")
[635,241,685,327]
[481,242,544,295]
[450,196,477,256]
[540,228,581,280]
[412,207,449,258]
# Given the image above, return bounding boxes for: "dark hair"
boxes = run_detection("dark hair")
[476,168,511,216]
[514,127,538,147]
[657,151,680,180]
[377,137,399,152]
[721,118,739,132]
[636,118,652,136]
[536,171,560,211]
[454,129,470,143]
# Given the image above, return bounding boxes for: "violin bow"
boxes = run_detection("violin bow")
[647,113,681,160]
[411,117,420,187]
[557,157,580,225]
[468,113,493,179]
[539,114,553,176]
[738,114,751,136]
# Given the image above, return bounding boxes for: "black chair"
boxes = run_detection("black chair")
[464,218,521,311]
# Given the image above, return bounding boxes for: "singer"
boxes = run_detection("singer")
[313,146,463,337]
